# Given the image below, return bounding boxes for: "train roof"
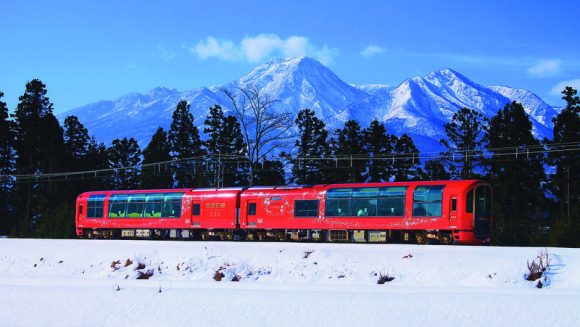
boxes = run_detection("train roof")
[78,180,486,198]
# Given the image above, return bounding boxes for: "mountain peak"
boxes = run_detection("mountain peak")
[425,68,469,82]
[146,86,178,97]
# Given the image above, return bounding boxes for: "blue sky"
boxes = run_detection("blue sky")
[1,0,579,114]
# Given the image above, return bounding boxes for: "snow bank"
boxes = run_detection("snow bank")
[0,239,578,326]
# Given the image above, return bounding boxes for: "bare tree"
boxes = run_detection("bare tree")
[221,84,293,186]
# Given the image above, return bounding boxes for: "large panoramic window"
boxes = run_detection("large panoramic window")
[412,186,444,217]
[108,193,183,218]
[86,194,106,218]
[351,188,378,217]
[162,193,183,217]
[325,188,352,217]
[108,194,128,218]
[325,187,407,217]
[127,194,146,218]
[377,187,406,217]
[144,194,164,218]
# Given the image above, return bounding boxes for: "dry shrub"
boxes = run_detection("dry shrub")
[213,270,225,281]
[231,275,241,282]
[526,250,550,282]
[136,262,146,270]
[110,260,120,268]
[377,273,395,284]
[124,259,133,267]
[136,270,154,280]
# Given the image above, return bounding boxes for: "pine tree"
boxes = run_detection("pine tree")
[392,134,421,181]
[141,127,173,189]
[485,101,546,245]
[254,158,286,186]
[0,91,16,235]
[84,137,109,190]
[107,137,141,190]
[63,115,90,170]
[12,80,66,237]
[221,115,248,186]
[331,120,366,183]
[168,100,206,187]
[60,115,96,226]
[423,160,450,180]
[547,87,580,247]
[203,105,248,187]
[291,109,329,185]
[362,119,396,182]
[440,107,487,179]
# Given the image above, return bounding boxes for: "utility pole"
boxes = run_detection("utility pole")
[567,165,570,224]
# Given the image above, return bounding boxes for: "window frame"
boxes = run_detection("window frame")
[325,187,407,218]
[108,193,183,219]
[412,185,444,217]
[193,203,201,216]
[248,203,257,215]
[294,200,320,218]
[86,194,106,218]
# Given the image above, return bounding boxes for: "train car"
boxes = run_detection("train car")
[75,180,491,244]
[239,180,491,244]
[75,188,241,239]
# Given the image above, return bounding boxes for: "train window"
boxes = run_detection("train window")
[127,194,146,218]
[108,194,128,218]
[326,188,352,217]
[86,194,105,218]
[451,198,457,211]
[248,203,257,215]
[351,188,378,217]
[326,188,352,198]
[326,187,406,217]
[294,200,319,217]
[162,193,183,217]
[377,187,406,217]
[193,203,201,216]
[412,186,444,217]
[466,190,474,213]
[144,194,163,218]
[325,198,350,216]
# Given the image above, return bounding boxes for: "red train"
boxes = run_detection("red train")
[75,180,492,244]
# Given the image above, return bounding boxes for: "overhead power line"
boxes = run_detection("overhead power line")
[1,142,579,184]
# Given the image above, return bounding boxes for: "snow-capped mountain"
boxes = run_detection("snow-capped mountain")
[59,57,559,154]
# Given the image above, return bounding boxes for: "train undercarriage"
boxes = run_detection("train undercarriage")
[81,228,457,244]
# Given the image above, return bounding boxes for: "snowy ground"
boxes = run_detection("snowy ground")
[0,239,579,326]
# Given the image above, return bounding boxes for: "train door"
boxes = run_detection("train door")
[449,195,458,221]
[246,199,258,227]
[191,200,201,227]
[473,185,492,239]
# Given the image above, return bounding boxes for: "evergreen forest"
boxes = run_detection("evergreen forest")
[0,80,578,246]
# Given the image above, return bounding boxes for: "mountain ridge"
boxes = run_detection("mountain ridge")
[59,57,559,154]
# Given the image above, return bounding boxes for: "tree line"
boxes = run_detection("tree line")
[0,80,578,246]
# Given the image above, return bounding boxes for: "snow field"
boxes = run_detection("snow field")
[0,239,579,326]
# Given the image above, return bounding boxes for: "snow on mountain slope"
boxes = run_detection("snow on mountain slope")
[64,86,227,146]
[0,239,579,327]
[226,57,371,124]
[58,58,560,154]
[489,85,559,138]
